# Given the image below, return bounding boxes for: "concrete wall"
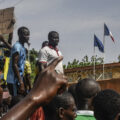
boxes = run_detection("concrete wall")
[65,63,120,93]
[98,78,120,93]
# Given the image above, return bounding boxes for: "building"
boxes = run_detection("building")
[65,62,120,93]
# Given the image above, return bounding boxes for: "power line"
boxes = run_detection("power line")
[0,0,28,8]
[13,0,27,7]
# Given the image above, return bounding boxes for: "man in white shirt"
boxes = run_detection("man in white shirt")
[38,31,63,74]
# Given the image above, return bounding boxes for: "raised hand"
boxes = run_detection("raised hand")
[30,56,68,105]
[0,56,67,120]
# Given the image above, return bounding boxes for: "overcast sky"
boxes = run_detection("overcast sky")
[0,0,120,65]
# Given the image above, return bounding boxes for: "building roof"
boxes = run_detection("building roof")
[64,62,120,73]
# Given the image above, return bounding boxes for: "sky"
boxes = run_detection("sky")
[0,0,120,65]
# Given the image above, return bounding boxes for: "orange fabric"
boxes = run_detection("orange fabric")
[30,107,45,120]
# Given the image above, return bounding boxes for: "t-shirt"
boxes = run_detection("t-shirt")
[7,41,26,84]
[75,110,96,120]
[38,46,63,74]
[4,56,10,81]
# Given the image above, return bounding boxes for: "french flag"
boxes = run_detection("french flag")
[104,23,115,43]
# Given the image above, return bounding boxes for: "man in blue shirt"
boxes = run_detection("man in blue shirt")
[7,26,30,96]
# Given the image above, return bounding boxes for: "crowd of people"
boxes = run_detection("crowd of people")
[0,26,120,120]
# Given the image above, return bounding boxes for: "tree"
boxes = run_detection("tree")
[82,55,89,63]
[118,55,120,63]
[96,57,104,64]
[28,48,39,83]
[29,48,39,64]
[65,55,104,69]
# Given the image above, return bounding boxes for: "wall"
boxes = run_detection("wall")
[65,63,120,93]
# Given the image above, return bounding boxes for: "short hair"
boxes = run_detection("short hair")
[48,31,59,40]
[54,91,74,110]
[17,26,29,36]
[76,78,100,98]
[42,41,48,48]
[92,89,120,120]
[44,91,74,119]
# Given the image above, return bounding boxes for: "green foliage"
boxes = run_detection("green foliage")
[63,65,66,69]
[65,55,104,69]
[29,48,39,64]
[118,55,120,63]
[28,48,39,83]
[30,62,36,84]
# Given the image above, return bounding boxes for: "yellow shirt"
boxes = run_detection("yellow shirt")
[24,60,31,75]
[4,57,10,81]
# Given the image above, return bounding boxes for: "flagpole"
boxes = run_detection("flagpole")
[103,23,115,80]
[28,44,30,62]
[93,42,96,80]
[93,35,96,80]
[103,24,105,80]
[94,34,104,80]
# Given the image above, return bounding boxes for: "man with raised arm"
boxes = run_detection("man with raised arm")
[1,56,67,120]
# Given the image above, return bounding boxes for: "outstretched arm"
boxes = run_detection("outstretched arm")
[1,56,67,120]
[8,32,13,45]
[0,33,13,49]
[0,18,15,48]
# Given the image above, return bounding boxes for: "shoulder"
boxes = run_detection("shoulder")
[41,46,49,51]
[12,42,25,55]
[40,46,50,54]
[13,42,21,48]
[12,42,22,51]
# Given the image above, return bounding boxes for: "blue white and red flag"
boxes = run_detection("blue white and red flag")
[104,23,115,43]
